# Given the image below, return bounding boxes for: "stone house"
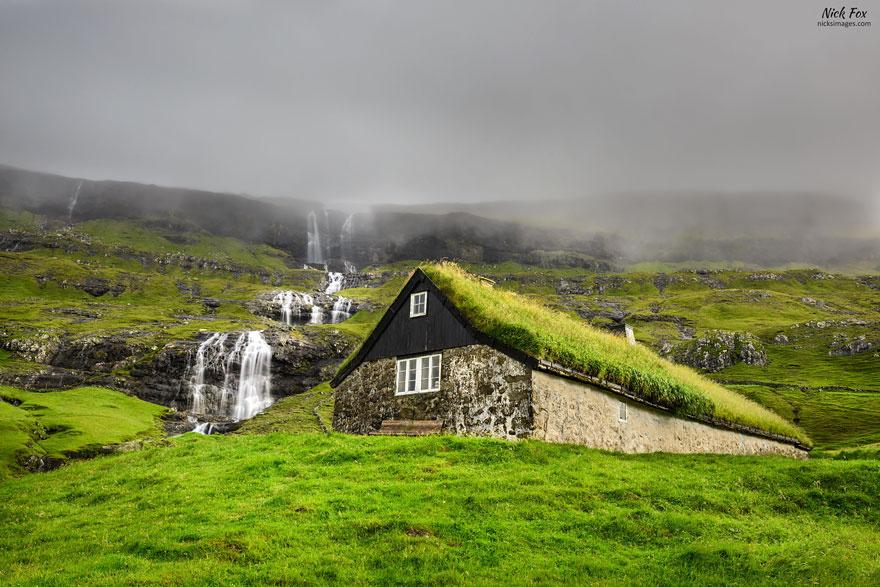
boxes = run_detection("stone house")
[331,268,808,457]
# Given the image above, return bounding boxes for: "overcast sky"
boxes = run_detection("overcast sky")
[0,1,878,205]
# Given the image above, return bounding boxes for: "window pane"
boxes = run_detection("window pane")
[430,355,440,389]
[396,362,405,393]
[411,292,427,316]
[407,358,417,392]
[420,357,429,390]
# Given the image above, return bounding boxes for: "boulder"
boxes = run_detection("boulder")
[672,330,767,372]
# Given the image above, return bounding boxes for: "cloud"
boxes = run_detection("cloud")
[0,0,877,204]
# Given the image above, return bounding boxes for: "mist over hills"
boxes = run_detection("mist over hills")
[1,164,877,269]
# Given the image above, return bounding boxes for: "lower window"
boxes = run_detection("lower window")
[396,353,441,394]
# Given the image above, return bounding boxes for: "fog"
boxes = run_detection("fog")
[0,0,878,213]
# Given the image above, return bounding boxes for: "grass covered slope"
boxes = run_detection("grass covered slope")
[421,263,810,445]
[1,434,878,585]
[234,383,334,435]
[0,385,166,479]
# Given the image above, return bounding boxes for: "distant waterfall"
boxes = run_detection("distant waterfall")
[331,296,353,323]
[185,331,274,425]
[272,291,327,324]
[306,210,325,265]
[325,272,345,295]
[273,291,315,325]
[340,213,355,267]
[67,180,83,223]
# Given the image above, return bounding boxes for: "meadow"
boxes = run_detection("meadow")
[2,433,880,586]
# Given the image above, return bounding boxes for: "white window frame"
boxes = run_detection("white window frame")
[618,401,628,422]
[395,353,441,395]
[410,291,428,317]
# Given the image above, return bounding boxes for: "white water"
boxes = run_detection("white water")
[67,180,83,222]
[192,421,214,435]
[331,296,353,323]
[325,271,345,295]
[232,331,273,420]
[186,330,274,422]
[310,304,324,324]
[272,291,315,325]
[306,210,325,265]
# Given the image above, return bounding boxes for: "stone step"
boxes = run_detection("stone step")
[372,419,443,436]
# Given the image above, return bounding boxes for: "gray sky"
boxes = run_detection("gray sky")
[0,0,878,205]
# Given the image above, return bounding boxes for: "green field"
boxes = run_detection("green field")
[2,434,880,585]
[0,386,167,479]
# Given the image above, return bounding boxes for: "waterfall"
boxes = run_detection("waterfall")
[185,331,274,423]
[306,210,325,265]
[343,260,358,274]
[272,291,321,324]
[340,213,355,263]
[192,421,215,435]
[232,331,273,420]
[67,180,83,223]
[331,296,353,323]
[325,272,345,295]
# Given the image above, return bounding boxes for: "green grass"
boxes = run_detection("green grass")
[0,386,167,479]
[1,434,879,585]
[235,383,334,435]
[414,263,810,445]
[729,384,880,451]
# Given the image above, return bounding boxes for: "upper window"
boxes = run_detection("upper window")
[410,291,427,317]
[396,353,441,395]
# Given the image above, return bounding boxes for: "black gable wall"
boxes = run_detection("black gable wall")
[364,272,478,360]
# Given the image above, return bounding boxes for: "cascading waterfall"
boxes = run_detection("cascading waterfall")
[185,330,274,431]
[67,179,83,223]
[272,291,315,325]
[306,210,325,265]
[325,272,345,295]
[340,213,355,264]
[331,296,353,323]
[232,331,273,421]
[272,291,326,324]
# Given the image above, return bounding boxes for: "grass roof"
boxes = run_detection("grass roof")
[419,263,811,446]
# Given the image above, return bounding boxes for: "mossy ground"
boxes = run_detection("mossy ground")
[235,383,333,435]
[0,385,167,479]
[1,434,880,586]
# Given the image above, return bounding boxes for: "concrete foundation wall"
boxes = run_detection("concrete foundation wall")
[531,370,807,458]
[333,344,532,438]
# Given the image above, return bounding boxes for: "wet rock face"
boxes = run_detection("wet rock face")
[333,344,533,438]
[672,330,767,372]
[50,335,139,372]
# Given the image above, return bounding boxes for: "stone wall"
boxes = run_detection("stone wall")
[333,344,533,438]
[530,370,807,458]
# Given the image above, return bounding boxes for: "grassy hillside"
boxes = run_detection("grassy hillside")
[0,209,338,385]
[0,385,166,479]
[1,434,879,585]
[235,383,334,435]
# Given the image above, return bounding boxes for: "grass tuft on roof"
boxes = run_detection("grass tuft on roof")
[420,262,811,446]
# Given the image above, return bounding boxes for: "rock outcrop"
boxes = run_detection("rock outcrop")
[672,330,767,372]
